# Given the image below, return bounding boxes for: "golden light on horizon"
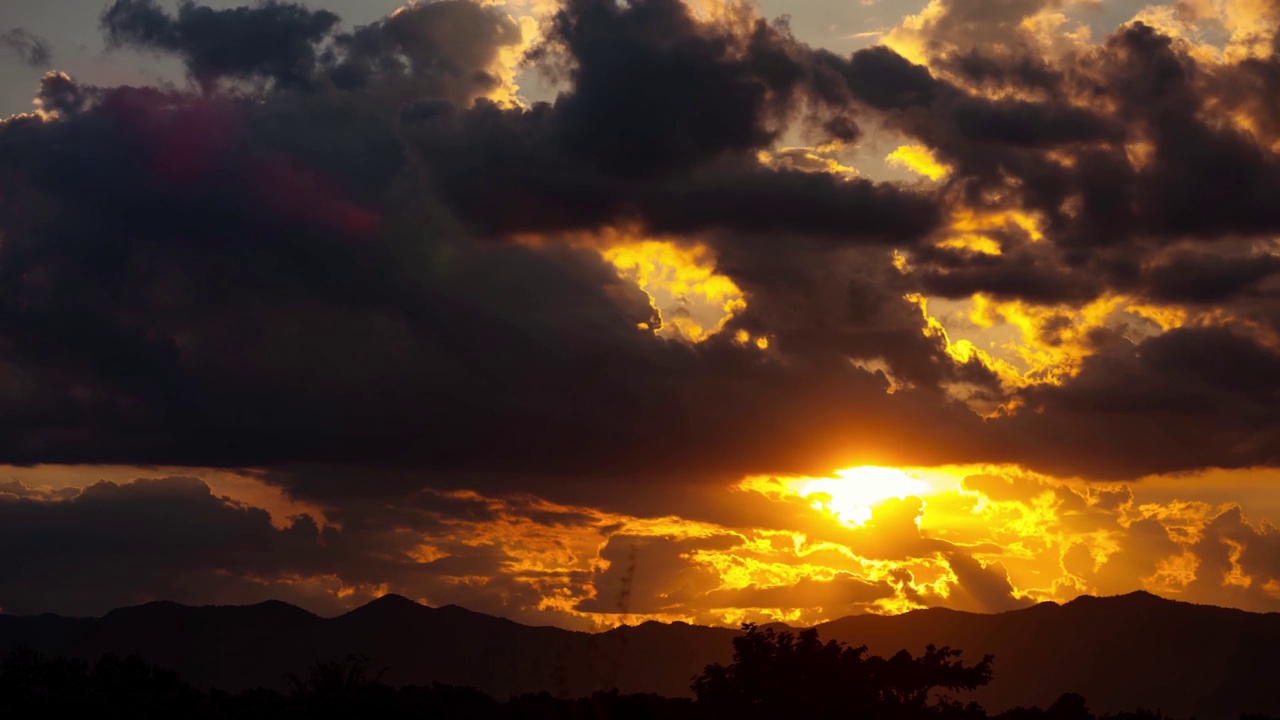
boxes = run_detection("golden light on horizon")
[799,466,935,526]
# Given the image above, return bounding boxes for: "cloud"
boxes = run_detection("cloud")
[326,0,525,105]
[33,71,87,116]
[0,473,620,624]
[102,0,341,88]
[3,462,1278,626]
[576,534,732,615]
[941,551,1033,613]
[401,0,943,241]
[702,573,895,611]
[8,1,1269,486]
[0,28,52,67]
[1003,326,1280,478]
[1182,504,1280,611]
[882,0,1082,66]
[0,476,339,615]
[1142,250,1280,303]
[0,0,984,497]
[2,0,1280,622]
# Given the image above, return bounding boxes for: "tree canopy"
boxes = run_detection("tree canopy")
[691,623,993,720]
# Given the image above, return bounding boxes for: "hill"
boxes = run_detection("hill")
[3,591,1278,719]
[818,591,1279,719]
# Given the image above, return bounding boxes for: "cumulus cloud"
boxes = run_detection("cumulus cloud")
[102,0,341,88]
[0,0,982,495]
[2,0,1280,622]
[6,2,1247,483]
[940,552,1033,613]
[326,0,524,105]
[0,476,338,615]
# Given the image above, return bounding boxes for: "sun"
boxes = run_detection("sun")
[799,466,934,526]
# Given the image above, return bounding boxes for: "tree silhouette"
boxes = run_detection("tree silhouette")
[692,623,993,720]
[0,647,198,718]
[286,654,395,718]
[1046,692,1091,720]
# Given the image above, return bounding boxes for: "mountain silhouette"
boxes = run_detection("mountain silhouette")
[816,591,1279,719]
[3,591,1278,719]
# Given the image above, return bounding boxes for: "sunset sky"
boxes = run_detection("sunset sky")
[1,0,1280,629]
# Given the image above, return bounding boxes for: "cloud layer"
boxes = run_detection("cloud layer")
[1,0,1279,622]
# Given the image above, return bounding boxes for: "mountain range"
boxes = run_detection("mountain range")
[2,591,1277,719]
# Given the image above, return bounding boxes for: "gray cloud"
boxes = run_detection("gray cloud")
[0,28,52,67]
[102,0,340,88]
[0,476,336,615]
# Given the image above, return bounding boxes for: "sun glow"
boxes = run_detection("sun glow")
[800,466,935,526]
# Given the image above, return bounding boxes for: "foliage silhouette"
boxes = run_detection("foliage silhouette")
[0,647,199,718]
[284,654,399,719]
[691,623,993,720]
[0,640,1260,720]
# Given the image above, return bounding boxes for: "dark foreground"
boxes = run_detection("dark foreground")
[3,624,1274,720]
[7,591,1278,717]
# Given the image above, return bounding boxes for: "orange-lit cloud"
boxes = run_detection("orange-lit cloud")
[11,461,1280,628]
[758,146,859,176]
[602,239,746,342]
[8,0,1280,635]
[886,144,951,181]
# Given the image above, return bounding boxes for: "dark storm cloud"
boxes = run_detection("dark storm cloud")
[827,45,1131,306]
[744,19,1280,321]
[937,48,1064,95]
[102,0,340,88]
[1086,24,1280,243]
[0,476,336,615]
[402,0,941,239]
[0,474,615,622]
[531,0,860,178]
[910,245,1107,303]
[537,0,784,178]
[0,28,53,67]
[839,44,1123,179]
[10,0,1280,624]
[410,98,940,239]
[1143,251,1280,304]
[0,0,1279,511]
[1003,327,1280,479]
[0,0,989,496]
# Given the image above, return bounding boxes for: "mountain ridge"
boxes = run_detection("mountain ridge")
[3,591,1279,719]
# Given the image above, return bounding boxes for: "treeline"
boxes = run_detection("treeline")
[0,624,1265,720]
[2,648,693,719]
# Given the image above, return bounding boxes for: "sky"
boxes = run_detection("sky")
[1,0,1279,629]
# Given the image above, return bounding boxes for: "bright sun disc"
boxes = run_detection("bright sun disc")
[800,466,933,526]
